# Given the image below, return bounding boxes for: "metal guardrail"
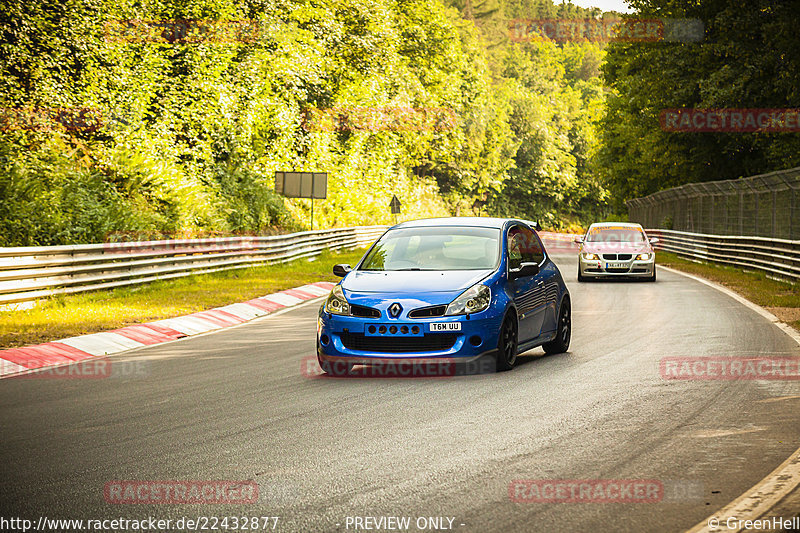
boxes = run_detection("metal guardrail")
[646,229,800,281]
[0,226,387,305]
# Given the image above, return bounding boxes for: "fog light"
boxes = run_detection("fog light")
[389,326,398,334]
[379,325,387,334]
[368,325,376,334]
[401,326,409,334]
[411,326,420,334]
[320,334,330,345]
[469,335,482,347]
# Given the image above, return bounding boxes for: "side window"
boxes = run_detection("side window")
[525,230,545,264]
[507,230,524,270]
[509,226,545,266]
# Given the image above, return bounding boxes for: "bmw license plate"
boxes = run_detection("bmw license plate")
[605,262,628,269]
[430,322,461,332]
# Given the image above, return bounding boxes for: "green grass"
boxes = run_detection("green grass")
[657,251,800,331]
[0,247,368,349]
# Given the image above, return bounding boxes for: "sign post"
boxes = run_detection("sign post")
[274,172,328,230]
[390,195,402,224]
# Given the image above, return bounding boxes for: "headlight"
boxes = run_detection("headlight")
[324,285,350,315]
[636,253,652,261]
[445,284,490,316]
[582,253,599,260]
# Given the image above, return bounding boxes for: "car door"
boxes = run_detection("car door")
[532,234,562,335]
[507,225,547,342]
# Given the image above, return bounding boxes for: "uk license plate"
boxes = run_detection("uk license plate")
[605,262,628,269]
[430,322,461,332]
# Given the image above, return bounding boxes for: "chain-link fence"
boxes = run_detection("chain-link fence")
[626,166,800,239]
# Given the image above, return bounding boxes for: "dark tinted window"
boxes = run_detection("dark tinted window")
[507,226,544,269]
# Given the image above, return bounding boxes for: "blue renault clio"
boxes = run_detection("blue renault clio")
[317,218,571,374]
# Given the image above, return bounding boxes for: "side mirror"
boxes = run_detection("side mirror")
[532,222,542,232]
[510,262,540,280]
[574,236,584,244]
[649,237,660,244]
[333,264,352,277]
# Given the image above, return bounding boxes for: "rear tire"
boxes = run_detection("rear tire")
[543,297,571,355]
[496,313,519,372]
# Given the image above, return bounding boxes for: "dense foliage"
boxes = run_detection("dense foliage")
[599,0,800,211]
[446,0,609,228]
[0,0,611,246]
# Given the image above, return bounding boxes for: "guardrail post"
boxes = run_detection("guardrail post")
[738,190,744,236]
[753,188,759,236]
[772,190,778,238]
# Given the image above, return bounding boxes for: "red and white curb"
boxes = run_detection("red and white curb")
[0,282,335,378]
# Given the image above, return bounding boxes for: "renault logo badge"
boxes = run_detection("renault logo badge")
[389,303,403,318]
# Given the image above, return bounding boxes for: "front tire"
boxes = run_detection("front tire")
[543,297,571,355]
[496,313,519,372]
[646,266,656,282]
[577,265,586,282]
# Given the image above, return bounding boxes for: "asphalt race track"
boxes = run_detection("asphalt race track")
[2,252,800,532]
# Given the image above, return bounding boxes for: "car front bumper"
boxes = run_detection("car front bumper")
[578,254,655,278]
[316,309,504,365]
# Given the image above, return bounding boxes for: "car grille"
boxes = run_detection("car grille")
[350,304,380,318]
[408,305,447,318]
[601,254,633,260]
[606,267,631,273]
[339,332,457,353]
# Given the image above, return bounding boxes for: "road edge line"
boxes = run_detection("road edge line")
[659,265,800,532]
[0,283,334,379]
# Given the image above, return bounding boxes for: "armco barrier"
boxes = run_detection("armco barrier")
[646,229,800,281]
[0,226,387,305]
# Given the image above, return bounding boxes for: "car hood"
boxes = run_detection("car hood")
[581,242,652,255]
[342,269,492,294]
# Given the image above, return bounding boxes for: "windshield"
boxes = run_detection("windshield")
[360,226,500,271]
[585,226,646,243]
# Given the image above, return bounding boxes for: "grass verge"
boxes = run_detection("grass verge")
[0,247,368,349]
[657,251,800,332]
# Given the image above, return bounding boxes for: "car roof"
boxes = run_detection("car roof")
[391,217,524,230]
[587,222,643,228]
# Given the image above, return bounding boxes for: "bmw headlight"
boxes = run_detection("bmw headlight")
[636,253,652,261]
[324,285,350,315]
[445,284,491,316]
[582,253,599,260]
